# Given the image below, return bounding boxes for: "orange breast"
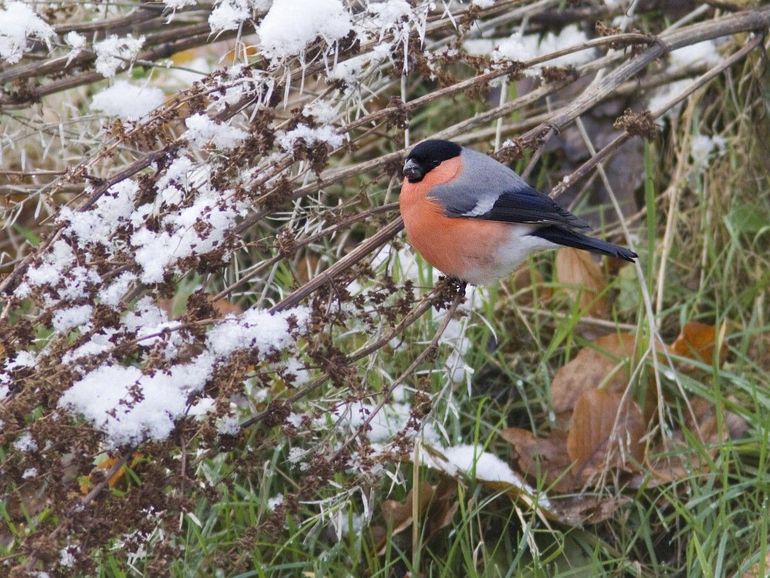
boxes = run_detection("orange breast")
[399,157,510,282]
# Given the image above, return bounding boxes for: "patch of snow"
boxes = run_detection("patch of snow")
[287,446,308,464]
[690,133,726,171]
[21,240,75,292]
[183,113,248,150]
[206,307,310,358]
[94,34,145,78]
[188,397,215,419]
[156,156,195,197]
[268,493,284,509]
[59,355,213,447]
[131,186,247,284]
[670,40,721,71]
[331,399,412,444]
[64,31,86,65]
[277,124,345,151]
[164,0,197,8]
[284,357,309,386]
[331,44,392,81]
[367,0,412,31]
[333,511,364,539]
[5,350,36,370]
[59,179,138,246]
[99,272,137,308]
[209,0,272,34]
[52,304,93,333]
[59,547,78,568]
[646,78,689,117]
[216,415,241,435]
[464,25,594,77]
[14,432,37,452]
[91,81,165,121]
[56,267,101,302]
[302,100,338,123]
[0,2,54,65]
[62,330,117,365]
[422,443,551,509]
[258,0,351,60]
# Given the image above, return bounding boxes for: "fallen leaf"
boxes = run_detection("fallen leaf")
[747,330,770,371]
[424,478,459,542]
[550,333,637,414]
[377,478,458,554]
[500,427,583,492]
[567,389,645,478]
[381,480,434,536]
[212,298,242,316]
[171,48,199,65]
[511,266,552,304]
[631,396,748,486]
[548,494,631,526]
[670,321,728,368]
[555,248,610,318]
[684,396,748,444]
[79,452,142,495]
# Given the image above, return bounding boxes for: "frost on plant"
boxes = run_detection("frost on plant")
[94,34,145,78]
[91,81,165,121]
[0,2,54,64]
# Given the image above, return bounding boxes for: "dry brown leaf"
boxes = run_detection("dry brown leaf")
[377,478,458,554]
[79,452,143,495]
[381,480,434,535]
[747,330,770,372]
[555,248,610,318]
[685,396,748,444]
[212,298,242,316]
[670,321,728,367]
[631,396,748,486]
[369,525,387,551]
[567,389,645,478]
[500,427,583,492]
[548,494,631,526]
[511,266,552,304]
[423,478,459,542]
[550,333,637,414]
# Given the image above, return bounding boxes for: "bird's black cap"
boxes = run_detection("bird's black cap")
[403,139,461,183]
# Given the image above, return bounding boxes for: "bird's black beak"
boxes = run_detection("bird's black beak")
[403,158,423,183]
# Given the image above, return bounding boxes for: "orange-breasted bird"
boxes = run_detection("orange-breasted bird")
[399,139,637,285]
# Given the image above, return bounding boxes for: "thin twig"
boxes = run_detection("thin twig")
[329,287,465,464]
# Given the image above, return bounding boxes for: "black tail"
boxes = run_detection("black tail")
[530,226,637,262]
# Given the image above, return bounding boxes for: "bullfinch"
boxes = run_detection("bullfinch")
[399,139,637,285]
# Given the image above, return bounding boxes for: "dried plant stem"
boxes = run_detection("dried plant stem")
[550,34,763,199]
[215,202,399,301]
[521,6,770,144]
[22,453,132,571]
[239,282,446,429]
[268,217,405,312]
[329,288,465,463]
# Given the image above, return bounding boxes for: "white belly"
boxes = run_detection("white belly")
[463,225,557,285]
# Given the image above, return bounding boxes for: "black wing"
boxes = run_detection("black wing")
[475,186,591,230]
